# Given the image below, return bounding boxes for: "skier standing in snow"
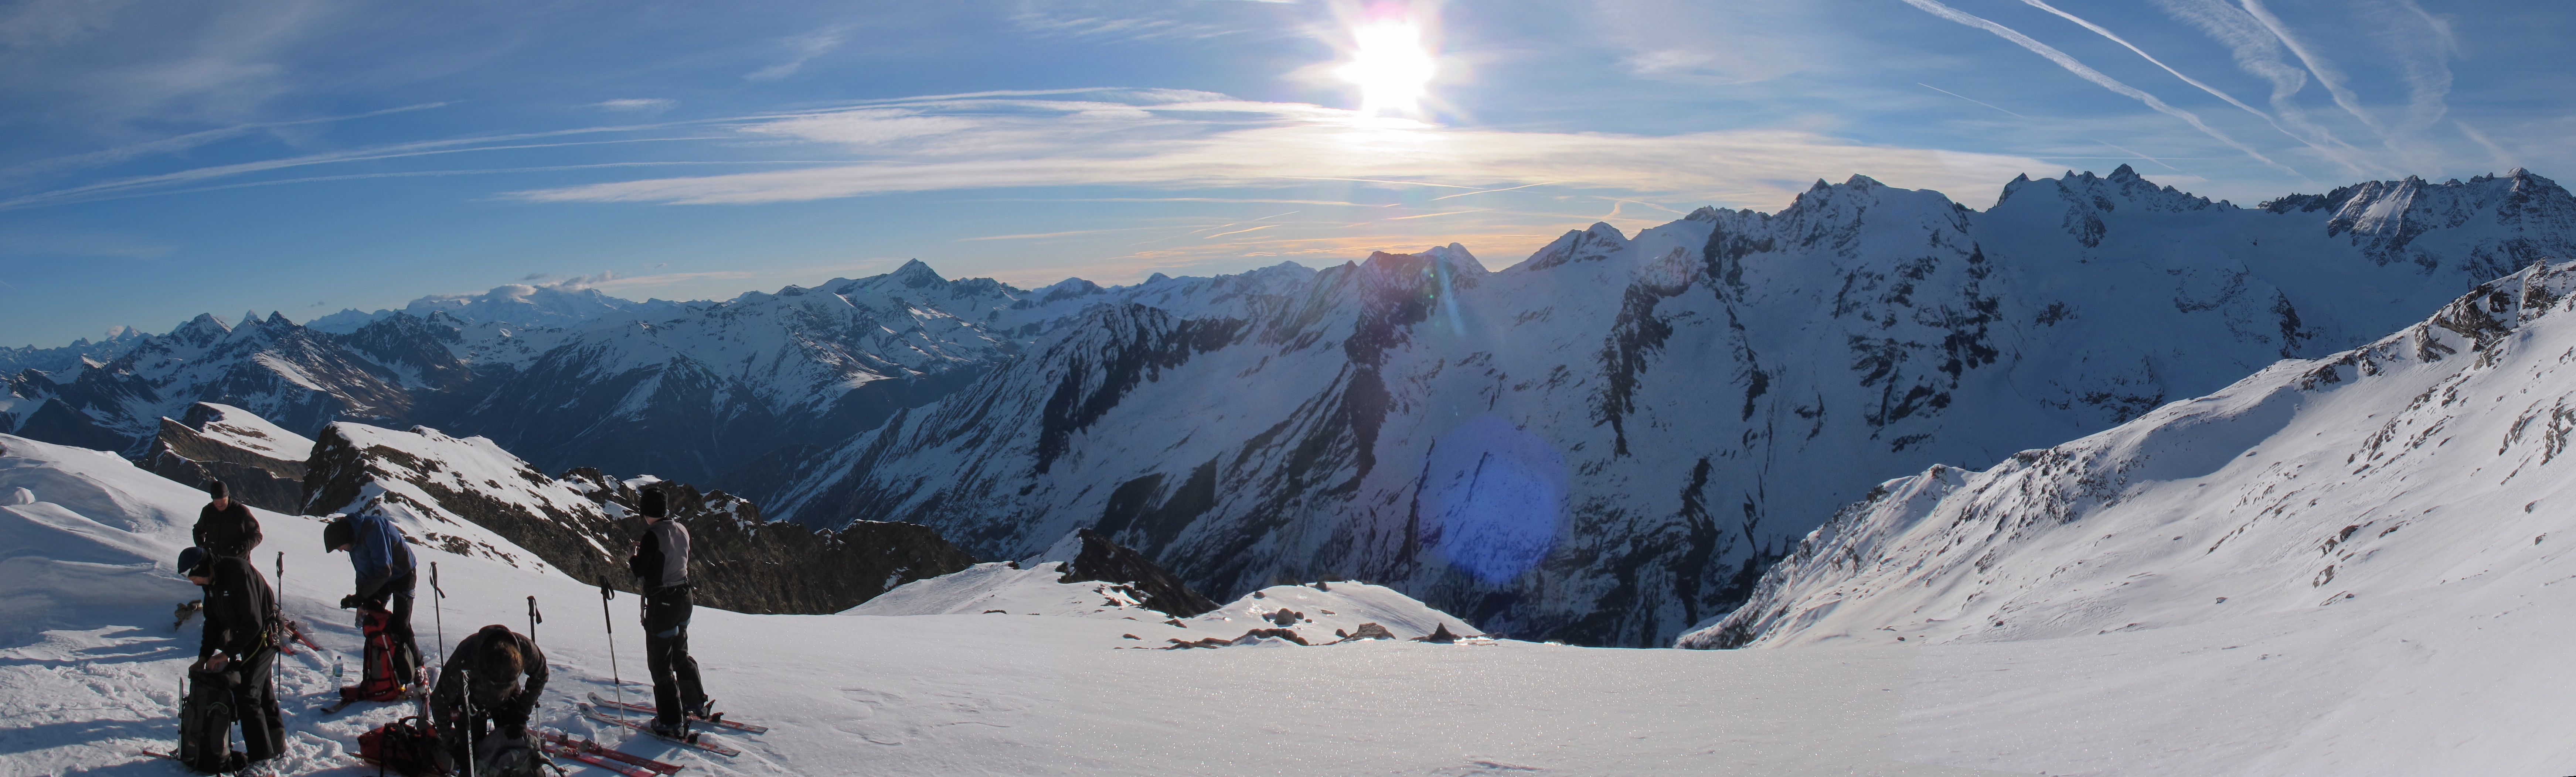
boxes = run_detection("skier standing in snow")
[326,513,424,688]
[192,480,260,559]
[431,624,550,776]
[628,486,708,738]
[182,552,286,771]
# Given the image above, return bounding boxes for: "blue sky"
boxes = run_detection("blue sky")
[3,0,2567,348]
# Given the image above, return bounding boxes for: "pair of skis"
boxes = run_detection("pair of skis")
[538,730,687,777]
[585,693,768,734]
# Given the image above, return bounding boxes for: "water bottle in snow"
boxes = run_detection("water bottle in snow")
[333,656,345,683]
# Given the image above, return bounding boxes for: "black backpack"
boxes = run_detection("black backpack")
[177,668,242,773]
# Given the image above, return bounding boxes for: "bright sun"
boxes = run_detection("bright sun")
[1337,20,1435,116]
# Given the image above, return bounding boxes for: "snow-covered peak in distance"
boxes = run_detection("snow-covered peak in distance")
[306,282,687,334]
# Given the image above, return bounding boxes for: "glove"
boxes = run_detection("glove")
[339,594,363,609]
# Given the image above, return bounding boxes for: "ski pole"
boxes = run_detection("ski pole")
[600,585,623,722]
[461,667,477,777]
[274,552,293,657]
[527,596,541,643]
[431,562,447,666]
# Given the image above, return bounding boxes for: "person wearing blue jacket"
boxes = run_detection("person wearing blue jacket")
[326,513,422,683]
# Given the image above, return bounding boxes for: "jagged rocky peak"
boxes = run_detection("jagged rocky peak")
[1024,527,1221,617]
[1998,164,2223,216]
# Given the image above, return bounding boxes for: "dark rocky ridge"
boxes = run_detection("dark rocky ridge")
[296,421,977,615]
[142,404,308,514]
[560,468,977,615]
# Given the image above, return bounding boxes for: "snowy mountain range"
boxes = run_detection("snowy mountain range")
[764,167,2576,646]
[6,167,2571,646]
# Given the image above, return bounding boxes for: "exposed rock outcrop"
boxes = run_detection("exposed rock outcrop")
[1034,527,1220,617]
[561,469,977,615]
[142,403,312,514]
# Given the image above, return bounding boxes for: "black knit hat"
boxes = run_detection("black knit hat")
[323,517,355,552]
[205,480,228,499]
[639,487,666,518]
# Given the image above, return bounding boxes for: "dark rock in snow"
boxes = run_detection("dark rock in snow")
[1337,622,1396,642]
[1051,528,1221,617]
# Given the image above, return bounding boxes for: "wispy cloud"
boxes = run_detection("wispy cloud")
[0,102,449,184]
[1898,0,2298,177]
[591,98,677,113]
[2007,0,2365,178]
[505,92,2051,209]
[746,26,849,81]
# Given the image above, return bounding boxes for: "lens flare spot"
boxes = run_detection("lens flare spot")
[1417,414,1566,583]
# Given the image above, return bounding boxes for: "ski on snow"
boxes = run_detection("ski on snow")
[539,741,664,777]
[580,704,741,757]
[538,730,686,776]
[585,693,769,734]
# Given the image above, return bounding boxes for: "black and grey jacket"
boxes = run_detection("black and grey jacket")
[627,518,690,595]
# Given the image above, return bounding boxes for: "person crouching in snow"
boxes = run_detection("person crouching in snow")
[431,624,550,776]
[628,485,709,738]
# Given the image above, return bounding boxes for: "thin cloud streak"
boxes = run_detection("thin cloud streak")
[1897,0,2300,177]
[2010,0,2362,177]
[505,96,2053,210]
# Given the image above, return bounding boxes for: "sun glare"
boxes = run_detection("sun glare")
[1337,20,1435,116]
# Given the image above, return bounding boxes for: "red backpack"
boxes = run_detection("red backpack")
[343,606,414,703]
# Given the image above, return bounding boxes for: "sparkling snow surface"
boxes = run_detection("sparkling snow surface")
[0,434,2004,776]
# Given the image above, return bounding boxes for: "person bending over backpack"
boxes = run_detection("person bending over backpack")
[182,553,286,772]
[431,624,549,777]
[326,513,423,697]
[627,486,708,738]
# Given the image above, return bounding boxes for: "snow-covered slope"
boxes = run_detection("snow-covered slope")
[1688,259,2576,649]
[1672,260,2576,772]
[0,432,1973,777]
[1186,581,1485,645]
[771,168,2576,647]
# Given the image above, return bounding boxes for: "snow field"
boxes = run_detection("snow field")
[0,433,2011,776]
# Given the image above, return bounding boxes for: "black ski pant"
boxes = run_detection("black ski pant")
[383,578,422,674]
[642,588,705,725]
[228,647,286,761]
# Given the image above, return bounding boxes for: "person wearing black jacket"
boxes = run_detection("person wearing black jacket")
[431,624,549,776]
[193,481,261,559]
[184,553,286,768]
[627,486,706,737]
